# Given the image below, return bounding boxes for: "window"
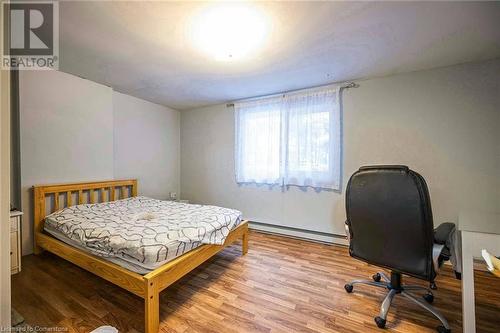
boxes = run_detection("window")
[235,86,341,191]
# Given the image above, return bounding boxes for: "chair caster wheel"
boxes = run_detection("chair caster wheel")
[423,293,434,303]
[372,273,381,282]
[344,284,353,293]
[374,316,386,328]
[436,325,451,333]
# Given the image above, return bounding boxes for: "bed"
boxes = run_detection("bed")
[33,180,249,333]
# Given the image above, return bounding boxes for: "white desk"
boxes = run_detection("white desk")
[458,211,500,333]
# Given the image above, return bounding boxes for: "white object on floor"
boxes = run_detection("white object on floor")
[481,249,500,277]
[458,211,500,333]
[90,326,118,333]
[481,249,494,272]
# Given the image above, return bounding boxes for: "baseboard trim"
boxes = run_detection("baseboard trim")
[248,221,348,246]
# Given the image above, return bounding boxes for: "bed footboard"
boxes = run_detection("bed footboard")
[143,221,248,332]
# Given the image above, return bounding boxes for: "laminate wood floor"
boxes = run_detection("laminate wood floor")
[12,231,500,333]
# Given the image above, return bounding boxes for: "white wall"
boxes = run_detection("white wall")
[20,71,181,255]
[113,91,180,199]
[20,71,114,255]
[180,59,500,241]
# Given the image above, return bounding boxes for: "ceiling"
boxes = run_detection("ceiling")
[59,1,500,110]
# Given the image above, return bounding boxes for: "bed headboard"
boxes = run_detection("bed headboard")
[32,179,137,235]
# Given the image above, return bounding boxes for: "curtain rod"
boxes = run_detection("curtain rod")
[226,81,358,107]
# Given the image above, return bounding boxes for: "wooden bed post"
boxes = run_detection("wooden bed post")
[33,186,45,255]
[131,179,138,197]
[144,277,159,333]
[242,227,249,255]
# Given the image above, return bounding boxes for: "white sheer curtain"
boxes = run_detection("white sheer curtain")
[235,86,341,191]
[235,96,283,185]
[283,88,341,190]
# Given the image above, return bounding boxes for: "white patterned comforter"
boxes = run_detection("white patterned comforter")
[44,197,242,270]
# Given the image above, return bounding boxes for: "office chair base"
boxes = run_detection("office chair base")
[344,272,451,332]
[423,293,434,303]
[437,326,451,333]
[374,316,386,328]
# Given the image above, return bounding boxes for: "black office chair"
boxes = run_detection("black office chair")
[344,165,455,333]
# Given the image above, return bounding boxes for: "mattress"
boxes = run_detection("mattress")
[44,196,242,274]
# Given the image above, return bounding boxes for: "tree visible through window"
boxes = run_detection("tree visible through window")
[235,86,341,191]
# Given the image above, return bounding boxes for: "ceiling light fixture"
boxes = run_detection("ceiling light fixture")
[189,3,270,62]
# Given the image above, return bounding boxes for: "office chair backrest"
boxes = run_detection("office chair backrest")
[346,165,435,281]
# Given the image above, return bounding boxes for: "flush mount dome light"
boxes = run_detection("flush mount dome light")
[190,3,270,61]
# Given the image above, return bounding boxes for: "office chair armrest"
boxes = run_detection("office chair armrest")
[434,222,455,245]
[433,223,458,275]
[432,243,446,272]
[345,220,352,243]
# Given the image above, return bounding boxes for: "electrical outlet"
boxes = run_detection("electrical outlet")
[169,192,177,200]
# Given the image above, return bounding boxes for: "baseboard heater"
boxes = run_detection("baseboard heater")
[248,220,348,246]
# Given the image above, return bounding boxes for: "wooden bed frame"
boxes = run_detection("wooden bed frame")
[33,179,249,333]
